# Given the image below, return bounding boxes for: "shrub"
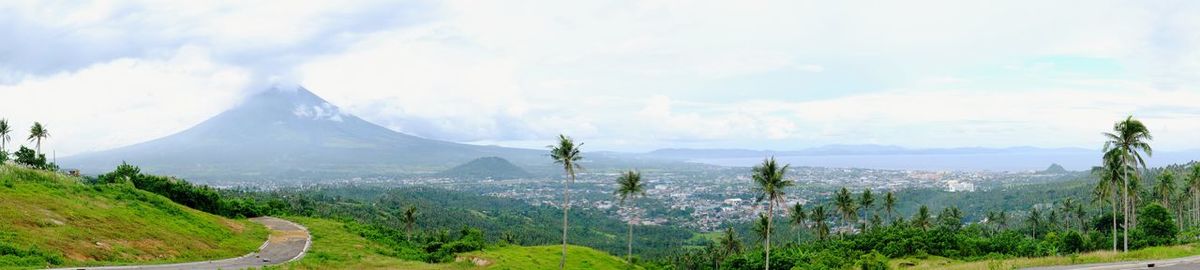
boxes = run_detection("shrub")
[1134,203,1177,248]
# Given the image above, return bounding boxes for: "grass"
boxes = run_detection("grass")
[0,164,268,269]
[891,244,1200,270]
[277,217,635,269]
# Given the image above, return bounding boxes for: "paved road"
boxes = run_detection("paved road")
[1024,255,1200,270]
[47,216,311,270]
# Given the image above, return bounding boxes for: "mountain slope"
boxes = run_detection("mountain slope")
[61,87,547,182]
[436,157,533,180]
[0,164,267,268]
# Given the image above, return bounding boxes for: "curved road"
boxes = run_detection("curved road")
[48,217,310,270]
[1024,255,1200,270]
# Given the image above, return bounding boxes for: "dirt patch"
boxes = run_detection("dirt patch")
[222,219,246,233]
[456,256,493,266]
[270,230,309,243]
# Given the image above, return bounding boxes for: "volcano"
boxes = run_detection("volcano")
[61,87,546,182]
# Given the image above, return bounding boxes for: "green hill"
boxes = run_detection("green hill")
[0,164,268,269]
[281,217,631,270]
[436,157,533,180]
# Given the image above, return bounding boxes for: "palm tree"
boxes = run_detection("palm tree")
[1093,151,1127,252]
[1074,204,1087,232]
[834,187,856,234]
[749,157,793,270]
[1103,116,1152,252]
[401,205,418,242]
[1027,207,1042,239]
[27,122,49,155]
[913,205,931,231]
[995,210,1008,231]
[860,189,875,229]
[1188,165,1200,227]
[752,214,771,244]
[549,134,583,269]
[1059,198,1076,231]
[1155,171,1177,209]
[809,205,830,241]
[884,191,896,224]
[614,170,646,264]
[0,119,11,154]
[716,227,742,269]
[788,202,807,240]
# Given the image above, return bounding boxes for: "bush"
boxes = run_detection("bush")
[1059,231,1084,254]
[856,251,890,270]
[1134,203,1177,248]
[13,147,48,170]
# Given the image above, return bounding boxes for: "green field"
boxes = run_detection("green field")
[0,164,268,269]
[279,217,633,269]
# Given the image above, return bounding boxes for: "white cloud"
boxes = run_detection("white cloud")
[2,1,1200,155]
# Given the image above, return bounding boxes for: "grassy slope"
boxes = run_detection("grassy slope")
[280,217,633,270]
[891,244,1200,270]
[0,164,268,269]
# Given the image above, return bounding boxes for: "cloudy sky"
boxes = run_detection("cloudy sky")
[2,0,1200,156]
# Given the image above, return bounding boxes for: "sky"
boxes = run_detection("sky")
[2,0,1200,157]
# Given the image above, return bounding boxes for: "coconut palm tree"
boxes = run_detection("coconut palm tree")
[913,205,931,231]
[549,134,583,269]
[27,122,49,155]
[1060,198,1076,231]
[716,227,742,269]
[1103,116,1152,252]
[1155,171,1177,209]
[789,202,806,240]
[884,191,896,224]
[809,205,830,241]
[1094,150,1127,251]
[752,214,771,244]
[860,189,874,229]
[834,187,856,234]
[749,157,793,270]
[1074,204,1087,232]
[0,119,11,154]
[401,205,418,242]
[614,170,646,264]
[1027,207,1043,239]
[1188,165,1200,227]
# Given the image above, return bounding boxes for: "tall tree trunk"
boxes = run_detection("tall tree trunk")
[560,173,573,270]
[765,201,772,270]
[1112,185,1118,252]
[1122,155,1130,253]
[626,199,634,265]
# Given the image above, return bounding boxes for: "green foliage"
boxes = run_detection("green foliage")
[857,251,890,270]
[13,146,47,169]
[0,150,7,163]
[1060,231,1085,254]
[1134,203,1177,248]
[97,162,271,218]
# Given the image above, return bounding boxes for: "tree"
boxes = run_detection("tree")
[938,206,963,230]
[860,189,875,229]
[1154,171,1177,210]
[1135,203,1177,247]
[1027,207,1042,239]
[810,205,830,241]
[27,122,49,155]
[614,170,646,264]
[1103,116,1152,252]
[1094,151,1128,251]
[1074,204,1087,233]
[883,191,896,224]
[749,157,793,270]
[788,202,806,239]
[13,146,45,169]
[834,187,857,235]
[1188,165,1200,227]
[548,134,583,269]
[717,227,742,269]
[1059,198,1076,232]
[752,214,771,244]
[402,205,418,242]
[912,205,931,231]
[0,118,11,154]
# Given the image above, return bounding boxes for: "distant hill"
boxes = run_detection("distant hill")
[60,87,554,182]
[436,156,533,180]
[643,144,1096,159]
[0,164,267,268]
[1043,163,1069,173]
